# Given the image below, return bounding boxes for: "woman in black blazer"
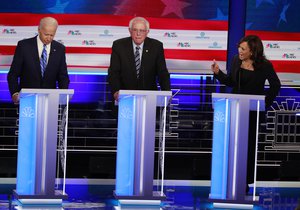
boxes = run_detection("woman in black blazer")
[211,35,281,193]
[211,35,281,107]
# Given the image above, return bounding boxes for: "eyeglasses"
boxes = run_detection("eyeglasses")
[131,28,148,34]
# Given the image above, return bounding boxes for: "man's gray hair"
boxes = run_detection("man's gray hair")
[129,17,150,30]
[39,17,58,29]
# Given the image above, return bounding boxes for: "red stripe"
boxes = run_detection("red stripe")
[0,45,227,61]
[0,46,113,54]
[271,61,300,73]
[66,47,112,54]
[0,13,228,30]
[147,18,228,30]
[68,65,108,68]
[246,30,300,41]
[0,46,16,55]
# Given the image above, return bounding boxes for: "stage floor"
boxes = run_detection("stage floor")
[0,179,299,209]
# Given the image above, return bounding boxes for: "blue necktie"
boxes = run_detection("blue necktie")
[40,44,47,77]
[135,46,141,78]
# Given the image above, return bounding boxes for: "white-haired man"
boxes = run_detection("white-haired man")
[108,16,170,102]
[7,17,69,104]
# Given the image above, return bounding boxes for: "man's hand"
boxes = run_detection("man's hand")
[113,91,119,102]
[12,92,20,104]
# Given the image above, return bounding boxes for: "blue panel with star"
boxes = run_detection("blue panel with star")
[0,0,298,32]
[246,0,300,32]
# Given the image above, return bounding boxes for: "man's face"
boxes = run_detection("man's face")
[38,24,57,45]
[129,20,149,45]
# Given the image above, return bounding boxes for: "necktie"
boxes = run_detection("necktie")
[40,44,47,77]
[135,46,141,78]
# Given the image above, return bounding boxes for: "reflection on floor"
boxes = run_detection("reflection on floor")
[0,180,299,210]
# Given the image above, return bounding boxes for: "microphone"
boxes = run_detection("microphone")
[142,65,145,90]
[139,65,145,90]
[168,89,180,106]
[238,67,241,94]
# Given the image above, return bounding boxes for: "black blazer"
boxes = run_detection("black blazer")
[7,36,69,96]
[108,37,170,95]
[214,55,281,107]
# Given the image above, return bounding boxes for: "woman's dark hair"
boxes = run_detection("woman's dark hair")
[238,35,267,65]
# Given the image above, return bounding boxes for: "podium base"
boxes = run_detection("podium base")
[210,195,259,209]
[13,190,67,205]
[114,191,165,205]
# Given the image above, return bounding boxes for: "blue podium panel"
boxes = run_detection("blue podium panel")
[210,99,230,199]
[14,89,73,204]
[17,95,38,195]
[210,93,265,207]
[114,90,171,201]
[115,96,137,196]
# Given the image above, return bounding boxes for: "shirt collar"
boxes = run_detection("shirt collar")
[37,35,51,49]
[132,41,144,50]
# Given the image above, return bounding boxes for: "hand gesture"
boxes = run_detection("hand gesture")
[211,59,220,75]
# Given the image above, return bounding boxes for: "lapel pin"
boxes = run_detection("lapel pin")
[146,50,148,52]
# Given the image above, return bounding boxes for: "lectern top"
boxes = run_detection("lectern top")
[20,88,74,96]
[212,93,265,101]
[118,90,172,107]
[211,92,265,111]
[119,90,172,97]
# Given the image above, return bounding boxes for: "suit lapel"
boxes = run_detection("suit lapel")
[233,57,242,83]
[141,38,150,68]
[126,38,136,73]
[47,42,56,71]
[32,37,42,77]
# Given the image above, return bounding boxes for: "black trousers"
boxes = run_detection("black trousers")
[247,111,265,185]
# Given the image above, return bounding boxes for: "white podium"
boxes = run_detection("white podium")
[14,88,74,205]
[114,90,172,204]
[210,93,265,209]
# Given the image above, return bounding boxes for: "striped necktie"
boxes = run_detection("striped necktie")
[40,44,47,77]
[135,46,141,78]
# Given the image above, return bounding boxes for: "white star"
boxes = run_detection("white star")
[246,22,253,29]
[114,0,130,15]
[277,3,290,27]
[48,0,69,13]
[210,8,228,21]
[161,0,191,19]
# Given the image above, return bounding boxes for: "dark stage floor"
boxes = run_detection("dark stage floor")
[0,179,299,210]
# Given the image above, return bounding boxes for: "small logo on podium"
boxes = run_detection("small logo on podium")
[21,107,35,118]
[214,111,225,123]
[120,107,133,119]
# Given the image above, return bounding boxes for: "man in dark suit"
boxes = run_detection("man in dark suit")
[7,17,70,104]
[108,16,170,102]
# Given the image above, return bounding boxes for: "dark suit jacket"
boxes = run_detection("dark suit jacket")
[108,37,170,95]
[214,55,281,107]
[7,36,69,96]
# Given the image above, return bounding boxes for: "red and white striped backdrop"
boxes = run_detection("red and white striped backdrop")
[0,13,299,83]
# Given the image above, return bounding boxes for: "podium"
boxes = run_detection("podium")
[209,93,265,209]
[114,90,172,204]
[14,88,74,205]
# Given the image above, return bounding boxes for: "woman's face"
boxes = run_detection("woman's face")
[238,41,252,61]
